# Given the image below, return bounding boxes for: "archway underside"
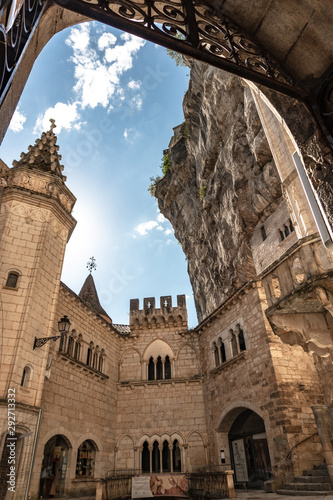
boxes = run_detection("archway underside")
[1,0,332,147]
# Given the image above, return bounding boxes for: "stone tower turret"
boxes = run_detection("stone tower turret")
[129,295,188,334]
[0,120,76,410]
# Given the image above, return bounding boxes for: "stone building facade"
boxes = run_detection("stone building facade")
[0,92,333,498]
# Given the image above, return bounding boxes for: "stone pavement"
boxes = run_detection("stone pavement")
[235,491,332,499]
[56,493,333,500]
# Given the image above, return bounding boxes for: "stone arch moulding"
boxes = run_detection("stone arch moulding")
[186,430,207,447]
[216,401,266,434]
[176,342,198,359]
[120,347,142,364]
[76,436,100,452]
[143,338,174,361]
[136,434,152,448]
[117,434,135,449]
[39,427,75,450]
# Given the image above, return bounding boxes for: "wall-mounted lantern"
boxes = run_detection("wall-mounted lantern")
[33,315,71,350]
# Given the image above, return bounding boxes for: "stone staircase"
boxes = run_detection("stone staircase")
[277,464,333,496]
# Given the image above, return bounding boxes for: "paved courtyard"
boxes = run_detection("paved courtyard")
[56,492,333,500]
[235,491,333,499]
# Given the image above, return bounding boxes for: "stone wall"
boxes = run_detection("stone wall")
[29,284,121,498]
[198,283,324,481]
[116,297,208,473]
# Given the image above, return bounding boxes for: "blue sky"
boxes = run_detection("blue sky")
[1,22,198,327]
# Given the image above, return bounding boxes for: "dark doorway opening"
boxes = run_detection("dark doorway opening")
[40,435,69,498]
[228,409,272,489]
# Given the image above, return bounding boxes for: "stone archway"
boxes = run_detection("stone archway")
[40,434,71,498]
[218,407,272,489]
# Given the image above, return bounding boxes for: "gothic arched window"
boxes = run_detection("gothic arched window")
[214,342,220,367]
[87,347,93,367]
[142,441,150,473]
[162,440,170,472]
[156,356,163,380]
[74,341,81,361]
[67,336,74,357]
[93,352,98,370]
[238,327,246,352]
[152,441,160,473]
[148,357,154,380]
[219,341,226,363]
[172,440,181,472]
[165,356,171,379]
[59,332,67,353]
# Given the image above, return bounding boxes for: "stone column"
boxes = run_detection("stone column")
[169,443,174,473]
[162,358,165,379]
[182,444,187,473]
[153,360,157,380]
[312,404,333,482]
[149,445,153,474]
[159,444,163,473]
[114,447,118,472]
[235,333,240,355]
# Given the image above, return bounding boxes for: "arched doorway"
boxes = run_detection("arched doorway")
[40,435,70,498]
[228,410,272,488]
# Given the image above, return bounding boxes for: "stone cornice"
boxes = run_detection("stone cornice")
[2,187,77,238]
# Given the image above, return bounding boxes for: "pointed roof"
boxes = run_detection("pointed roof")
[79,274,112,323]
[12,119,66,180]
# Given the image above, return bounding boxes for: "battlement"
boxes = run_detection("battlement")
[130,295,187,331]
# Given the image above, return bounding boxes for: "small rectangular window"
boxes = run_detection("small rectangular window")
[260,226,267,241]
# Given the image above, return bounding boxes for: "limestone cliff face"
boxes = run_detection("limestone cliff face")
[155,62,282,323]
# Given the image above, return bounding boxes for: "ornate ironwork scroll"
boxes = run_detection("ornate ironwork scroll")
[33,334,61,349]
[0,0,46,106]
[54,0,306,100]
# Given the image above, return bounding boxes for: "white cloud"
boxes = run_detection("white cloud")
[135,221,158,235]
[124,128,140,143]
[134,211,174,239]
[33,102,81,134]
[65,24,145,110]
[128,80,141,90]
[130,95,143,110]
[98,32,117,50]
[157,214,166,223]
[33,25,146,136]
[9,107,26,133]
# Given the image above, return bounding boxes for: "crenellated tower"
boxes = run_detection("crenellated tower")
[129,295,187,333]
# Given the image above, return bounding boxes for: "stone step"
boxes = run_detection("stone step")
[303,468,330,477]
[282,482,332,491]
[277,489,333,496]
[294,475,331,484]
[315,464,329,470]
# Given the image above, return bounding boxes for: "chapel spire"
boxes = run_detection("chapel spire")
[12,118,66,180]
[79,268,112,324]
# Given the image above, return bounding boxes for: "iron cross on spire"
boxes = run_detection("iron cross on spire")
[87,256,97,274]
